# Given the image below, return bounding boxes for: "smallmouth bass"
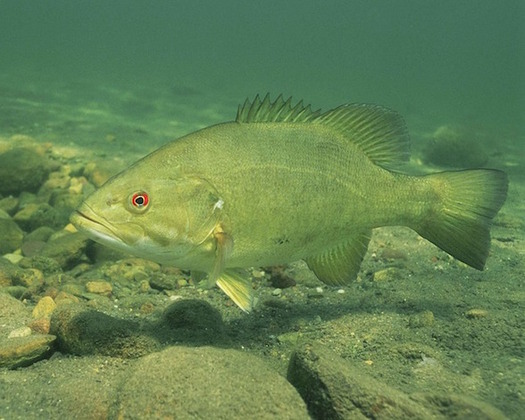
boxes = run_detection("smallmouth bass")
[71,94,508,312]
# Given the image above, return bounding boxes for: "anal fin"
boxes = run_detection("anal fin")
[305,231,371,286]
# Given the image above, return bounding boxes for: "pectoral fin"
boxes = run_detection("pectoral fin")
[305,231,371,286]
[200,224,254,312]
[216,270,254,313]
[199,224,234,290]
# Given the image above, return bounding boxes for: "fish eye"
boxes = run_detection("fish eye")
[129,191,150,212]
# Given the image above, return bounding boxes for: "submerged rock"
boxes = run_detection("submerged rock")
[114,346,309,419]
[287,343,435,419]
[0,147,53,195]
[422,125,488,168]
[0,334,56,369]
[50,303,159,358]
[0,218,24,254]
[161,299,227,345]
[39,232,90,269]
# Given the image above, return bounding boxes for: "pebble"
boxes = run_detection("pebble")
[2,253,24,265]
[32,296,57,319]
[0,195,19,215]
[0,257,21,286]
[15,268,45,288]
[85,281,113,296]
[465,308,489,319]
[373,267,400,281]
[408,310,435,328]
[8,326,32,339]
[21,239,47,257]
[29,317,51,334]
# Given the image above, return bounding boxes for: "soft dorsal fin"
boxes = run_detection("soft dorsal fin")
[236,93,321,123]
[313,104,410,167]
[236,94,410,168]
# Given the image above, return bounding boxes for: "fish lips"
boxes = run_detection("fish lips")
[70,204,136,248]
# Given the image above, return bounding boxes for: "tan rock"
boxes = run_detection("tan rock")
[85,281,113,296]
[32,296,57,319]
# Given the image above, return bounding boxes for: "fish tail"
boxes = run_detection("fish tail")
[415,169,508,269]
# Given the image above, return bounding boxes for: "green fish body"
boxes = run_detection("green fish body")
[71,95,508,311]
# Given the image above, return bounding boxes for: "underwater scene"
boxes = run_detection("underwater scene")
[0,1,523,418]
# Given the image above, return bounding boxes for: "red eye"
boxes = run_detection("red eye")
[131,192,149,208]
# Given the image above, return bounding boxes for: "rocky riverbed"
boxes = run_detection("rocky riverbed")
[0,131,523,419]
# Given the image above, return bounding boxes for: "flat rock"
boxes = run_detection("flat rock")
[0,334,56,368]
[287,343,435,419]
[115,346,309,419]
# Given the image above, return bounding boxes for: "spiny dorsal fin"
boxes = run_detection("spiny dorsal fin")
[236,94,410,168]
[236,93,321,123]
[313,104,410,167]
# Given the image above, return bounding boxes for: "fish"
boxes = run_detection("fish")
[70,94,508,312]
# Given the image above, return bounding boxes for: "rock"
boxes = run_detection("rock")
[2,253,24,265]
[85,281,113,296]
[422,125,488,168]
[267,265,297,288]
[115,346,309,419]
[21,240,47,257]
[28,317,51,334]
[83,160,124,187]
[148,273,179,291]
[13,268,45,289]
[160,299,227,345]
[408,310,435,328]
[0,147,53,195]
[411,392,508,420]
[13,202,62,231]
[50,303,159,358]
[24,225,56,243]
[0,195,19,215]
[0,334,56,368]
[465,308,489,319]
[0,257,22,287]
[7,326,32,338]
[19,255,62,275]
[0,291,31,322]
[0,218,24,254]
[0,355,124,418]
[32,296,57,319]
[372,267,402,282]
[3,286,27,299]
[287,343,435,419]
[39,232,90,269]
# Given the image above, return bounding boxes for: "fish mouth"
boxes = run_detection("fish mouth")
[70,205,125,247]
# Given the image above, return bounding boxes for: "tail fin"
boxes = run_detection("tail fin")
[416,169,508,270]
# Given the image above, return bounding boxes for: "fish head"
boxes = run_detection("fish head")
[71,171,225,264]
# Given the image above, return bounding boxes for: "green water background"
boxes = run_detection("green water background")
[1,0,523,156]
